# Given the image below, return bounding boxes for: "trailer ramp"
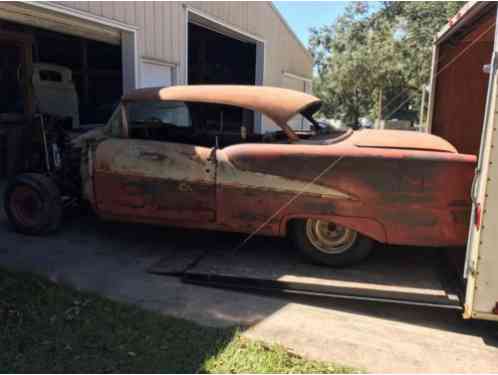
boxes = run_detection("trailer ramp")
[148,236,463,310]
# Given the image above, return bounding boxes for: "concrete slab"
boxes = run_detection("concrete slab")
[181,239,461,308]
[0,181,497,372]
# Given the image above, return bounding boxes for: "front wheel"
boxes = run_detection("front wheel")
[4,173,62,235]
[290,219,373,267]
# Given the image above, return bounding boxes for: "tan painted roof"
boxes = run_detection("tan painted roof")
[122,85,321,136]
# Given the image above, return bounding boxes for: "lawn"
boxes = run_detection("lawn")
[0,267,357,373]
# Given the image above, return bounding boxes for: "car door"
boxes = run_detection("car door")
[93,101,216,224]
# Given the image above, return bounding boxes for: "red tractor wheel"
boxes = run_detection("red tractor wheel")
[4,173,62,235]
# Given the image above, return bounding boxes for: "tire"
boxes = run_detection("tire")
[290,218,373,267]
[4,173,62,235]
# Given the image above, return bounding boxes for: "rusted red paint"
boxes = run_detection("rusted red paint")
[91,132,475,248]
[95,172,216,222]
[80,85,477,249]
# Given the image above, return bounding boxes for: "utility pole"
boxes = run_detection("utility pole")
[378,88,383,119]
[419,85,427,131]
[377,87,383,129]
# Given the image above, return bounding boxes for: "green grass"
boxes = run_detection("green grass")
[0,268,357,373]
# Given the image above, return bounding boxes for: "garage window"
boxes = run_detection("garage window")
[140,60,173,88]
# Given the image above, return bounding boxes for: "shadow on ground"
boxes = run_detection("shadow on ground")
[0,183,497,372]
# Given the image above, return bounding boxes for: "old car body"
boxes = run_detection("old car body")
[4,85,477,266]
[87,86,475,244]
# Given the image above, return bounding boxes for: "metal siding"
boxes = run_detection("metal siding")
[58,1,312,85]
[114,1,125,22]
[87,2,103,17]
[153,2,163,60]
[101,1,114,20]
[67,2,89,12]
[125,2,136,25]
[171,2,181,66]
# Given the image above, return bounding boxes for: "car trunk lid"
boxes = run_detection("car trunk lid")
[352,129,458,153]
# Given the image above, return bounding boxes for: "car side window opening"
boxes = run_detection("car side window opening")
[287,113,313,132]
[124,100,261,148]
[188,102,257,148]
[106,105,124,137]
[123,100,314,148]
[126,101,193,143]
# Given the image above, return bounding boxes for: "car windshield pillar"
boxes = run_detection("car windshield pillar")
[121,104,129,138]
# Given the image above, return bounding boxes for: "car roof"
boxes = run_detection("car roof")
[121,85,321,140]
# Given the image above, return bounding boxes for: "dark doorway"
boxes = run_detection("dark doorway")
[188,23,256,85]
[188,22,257,143]
[0,42,24,115]
[0,19,122,126]
[0,19,122,179]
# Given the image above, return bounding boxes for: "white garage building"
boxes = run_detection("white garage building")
[0,1,313,136]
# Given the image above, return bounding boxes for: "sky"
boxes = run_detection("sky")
[273,1,350,47]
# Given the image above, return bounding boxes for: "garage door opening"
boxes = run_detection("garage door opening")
[187,14,263,143]
[188,23,256,85]
[0,19,122,126]
[0,18,123,178]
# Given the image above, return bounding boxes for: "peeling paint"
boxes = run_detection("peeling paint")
[83,87,477,249]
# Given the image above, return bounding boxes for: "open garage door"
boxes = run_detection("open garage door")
[0,3,131,179]
[0,18,122,126]
[187,10,264,140]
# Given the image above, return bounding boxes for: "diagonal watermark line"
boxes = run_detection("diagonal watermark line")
[231,155,345,254]
[230,17,496,255]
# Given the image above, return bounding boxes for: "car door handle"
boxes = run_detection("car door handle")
[139,151,166,161]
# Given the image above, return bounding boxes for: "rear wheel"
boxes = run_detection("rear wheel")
[4,173,62,235]
[290,218,373,267]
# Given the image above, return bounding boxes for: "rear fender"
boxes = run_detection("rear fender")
[281,214,387,243]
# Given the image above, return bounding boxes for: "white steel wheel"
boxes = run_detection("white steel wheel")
[290,219,374,267]
[305,219,357,254]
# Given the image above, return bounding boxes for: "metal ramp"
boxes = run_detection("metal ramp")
[148,234,463,310]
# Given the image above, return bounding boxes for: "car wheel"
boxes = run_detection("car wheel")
[4,173,62,235]
[290,218,373,267]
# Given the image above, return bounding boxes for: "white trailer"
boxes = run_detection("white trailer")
[426,1,498,321]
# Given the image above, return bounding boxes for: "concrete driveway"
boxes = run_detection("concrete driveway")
[0,185,497,372]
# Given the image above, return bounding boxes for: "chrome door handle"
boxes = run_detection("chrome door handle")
[139,151,165,161]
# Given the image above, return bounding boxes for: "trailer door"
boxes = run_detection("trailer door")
[464,7,498,321]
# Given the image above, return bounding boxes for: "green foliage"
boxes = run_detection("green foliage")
[382,2,464,91]
[0,267,357,373]
[309,1,464,127]
[204,337,359,373]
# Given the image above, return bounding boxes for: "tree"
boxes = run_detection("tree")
[309,1,463,127]
[382,2,464,90]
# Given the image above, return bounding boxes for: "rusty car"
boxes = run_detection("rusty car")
[3,85,477,266]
